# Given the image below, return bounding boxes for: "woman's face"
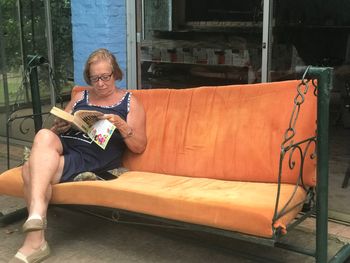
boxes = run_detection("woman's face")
[89,60,115,96]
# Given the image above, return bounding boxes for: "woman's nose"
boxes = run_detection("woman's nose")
[97,79,104,85]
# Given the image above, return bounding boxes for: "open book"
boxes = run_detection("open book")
[50,106,116,149]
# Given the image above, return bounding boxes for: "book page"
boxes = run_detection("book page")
[87,119,116,149]
[74,110,104,127]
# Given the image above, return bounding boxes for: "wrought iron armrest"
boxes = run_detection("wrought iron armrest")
[6,111,50,169]
[273,69,318,237]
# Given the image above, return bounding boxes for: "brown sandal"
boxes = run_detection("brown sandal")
[22,217,47,233]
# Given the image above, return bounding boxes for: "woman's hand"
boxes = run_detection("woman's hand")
[51,118,71,134]
[100,114,132,138]
[100,94,147,154]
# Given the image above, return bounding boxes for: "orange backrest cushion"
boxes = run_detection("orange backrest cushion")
[72,80,317,186]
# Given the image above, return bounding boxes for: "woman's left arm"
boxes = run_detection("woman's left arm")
[103,95,147,153]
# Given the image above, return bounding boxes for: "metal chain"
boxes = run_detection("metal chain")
[281,66,314,151]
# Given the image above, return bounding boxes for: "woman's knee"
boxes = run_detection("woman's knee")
[32,129,61,149]
[33,129,56,142]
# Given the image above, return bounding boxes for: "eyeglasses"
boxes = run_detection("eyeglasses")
[89,72,113,83]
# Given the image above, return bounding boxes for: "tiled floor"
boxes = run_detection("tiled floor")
[328,126,350,215]
[299,217,350,242]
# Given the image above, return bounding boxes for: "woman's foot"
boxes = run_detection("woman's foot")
[9,241,50,263]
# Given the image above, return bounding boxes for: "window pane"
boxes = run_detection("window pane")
[139,0,263,89]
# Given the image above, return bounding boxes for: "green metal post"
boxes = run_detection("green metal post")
[307,67,333,263]
[27,55,43,133]
[28,66,43,132]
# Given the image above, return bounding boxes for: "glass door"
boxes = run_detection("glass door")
[136,0,264,89]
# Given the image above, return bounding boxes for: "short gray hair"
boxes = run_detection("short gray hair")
[83,48,123,85]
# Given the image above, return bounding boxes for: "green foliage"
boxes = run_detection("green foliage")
[0,0,22,71]
[0,0,73,102]
[50,0,73,91]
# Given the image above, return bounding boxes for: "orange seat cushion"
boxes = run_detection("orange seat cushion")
[0,168,306,238]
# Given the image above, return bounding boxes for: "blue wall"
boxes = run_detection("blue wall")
[71,0,126,88]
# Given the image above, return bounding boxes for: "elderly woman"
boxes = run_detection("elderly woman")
[10,48,147,263]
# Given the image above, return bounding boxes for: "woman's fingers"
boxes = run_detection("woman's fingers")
[53,118,71,133]
[101,114,118,123]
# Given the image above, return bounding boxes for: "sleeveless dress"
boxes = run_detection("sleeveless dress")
[59,90,131,182]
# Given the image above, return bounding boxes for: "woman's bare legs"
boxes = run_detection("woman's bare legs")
[19,129,65,255]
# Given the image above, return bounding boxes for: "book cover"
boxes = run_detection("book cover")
[87,119,116,149]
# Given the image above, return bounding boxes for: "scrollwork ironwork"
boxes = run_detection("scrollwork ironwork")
[6,111,50,169]
[272,66,318,238]
[18,116,33,135]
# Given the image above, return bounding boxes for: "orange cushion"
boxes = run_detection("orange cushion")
[123,80,317,186]
[0,168,306,238]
